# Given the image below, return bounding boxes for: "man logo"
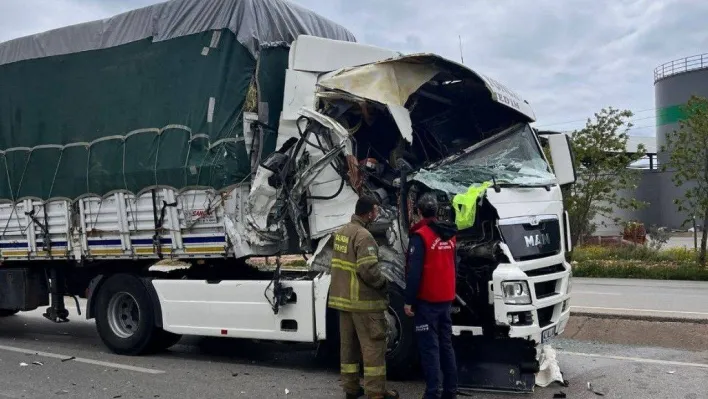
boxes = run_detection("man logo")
[525,233,551,247]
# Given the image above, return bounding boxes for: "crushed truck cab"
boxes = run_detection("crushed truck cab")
[0,1,574,394]
[249,36,576,391]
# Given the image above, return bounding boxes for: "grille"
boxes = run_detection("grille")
[525,264,565,277]
[499,218,562,261]
[534,280,559,299]
[536,306,555,328]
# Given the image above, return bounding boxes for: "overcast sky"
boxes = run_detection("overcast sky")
[1,0,707,137]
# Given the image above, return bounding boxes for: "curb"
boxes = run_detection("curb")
[570,311,708,325]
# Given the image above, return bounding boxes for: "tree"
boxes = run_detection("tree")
[564,107,646,246]
[661,95,708,265]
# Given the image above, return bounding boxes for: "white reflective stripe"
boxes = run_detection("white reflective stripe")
[207,97,216,123]
[201,47,210,56]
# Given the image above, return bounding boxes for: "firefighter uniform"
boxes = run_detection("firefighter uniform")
[328,215,390,398]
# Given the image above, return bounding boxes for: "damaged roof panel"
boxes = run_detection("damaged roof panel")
[317,54,536,139]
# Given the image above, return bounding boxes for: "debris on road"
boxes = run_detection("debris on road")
[19,362,28,367]
[285,388,290,395]
[61,356,76,362]
[553,392,567,398]
[536,345,566,387]
[32,361,44,366]
[587,382,605,396]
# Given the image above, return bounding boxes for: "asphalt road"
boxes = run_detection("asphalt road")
[571,278,708,321]
[0,301,707,398]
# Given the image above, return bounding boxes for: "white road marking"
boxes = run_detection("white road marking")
[0,344,164,374]
[560,351,708,369]
[573,291,623,296]
[571,306,708,316]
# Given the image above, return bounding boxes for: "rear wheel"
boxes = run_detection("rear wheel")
[95,274,159,355]
[0,309,19,317]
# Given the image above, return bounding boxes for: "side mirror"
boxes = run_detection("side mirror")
[546,134,576,186]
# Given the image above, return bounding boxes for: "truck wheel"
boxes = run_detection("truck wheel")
[95,274,159,355]
[149,329,182,352]
[0,309,19,317]
[385,284,418,379]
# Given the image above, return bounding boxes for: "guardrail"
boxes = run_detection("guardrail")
[654,53,708,83]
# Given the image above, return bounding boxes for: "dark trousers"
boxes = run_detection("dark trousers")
[414,301,457,399]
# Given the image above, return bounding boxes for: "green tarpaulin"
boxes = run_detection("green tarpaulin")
[0,0,356,202]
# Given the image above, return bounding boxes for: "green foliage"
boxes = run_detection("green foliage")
[572,244,706,280]
[647,224,670,251]
[573,261,708,281]
[565,108,646,246]
[573,244,697,263]
[661,95,708,265]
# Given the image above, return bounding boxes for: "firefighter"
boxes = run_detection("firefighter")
[404,193,459,399]
[328,196,400,399]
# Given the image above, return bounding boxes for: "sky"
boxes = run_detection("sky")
[1,0,707,137]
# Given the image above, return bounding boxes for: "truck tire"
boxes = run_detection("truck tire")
[149,329,183,352]
[0,309,19,317]
[94,274,160,355]
[385,283,419,380]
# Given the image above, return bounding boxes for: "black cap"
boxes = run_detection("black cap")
[416,193,438,218]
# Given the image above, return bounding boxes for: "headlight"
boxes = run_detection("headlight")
[501,281,531,305]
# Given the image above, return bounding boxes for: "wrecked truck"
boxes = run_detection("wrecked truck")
[0,0,575,393]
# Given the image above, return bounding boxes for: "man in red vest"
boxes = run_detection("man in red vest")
[404,193,458,399]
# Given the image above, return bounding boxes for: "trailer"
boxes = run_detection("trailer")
[0,0,575,393]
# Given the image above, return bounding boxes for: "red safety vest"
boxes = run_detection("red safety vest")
[411,219,457,303]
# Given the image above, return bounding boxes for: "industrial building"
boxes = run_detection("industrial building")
[593,53,708,236]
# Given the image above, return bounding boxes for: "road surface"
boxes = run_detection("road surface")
[0,294,706,398]
[571,278,708,321]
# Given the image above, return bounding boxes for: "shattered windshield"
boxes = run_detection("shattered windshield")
[413,124,557,193]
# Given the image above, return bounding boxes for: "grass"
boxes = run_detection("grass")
[572,245,698,263]
[571,244,708,281]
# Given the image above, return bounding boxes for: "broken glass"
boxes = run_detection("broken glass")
[413,124,557,193]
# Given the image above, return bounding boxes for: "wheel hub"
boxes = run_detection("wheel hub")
[385,306,402,354]
[107,292,141,339]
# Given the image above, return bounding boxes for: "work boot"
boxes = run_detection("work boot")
[369,390,400,399]
[441,391,457,399]
[345,387,365,399]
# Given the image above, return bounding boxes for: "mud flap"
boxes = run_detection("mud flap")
[454,336,539,394]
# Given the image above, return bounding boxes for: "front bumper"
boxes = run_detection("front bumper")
[498,259,572,343]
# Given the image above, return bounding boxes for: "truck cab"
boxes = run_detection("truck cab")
[245,35,576,387]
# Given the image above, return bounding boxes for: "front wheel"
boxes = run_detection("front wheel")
[385,284,418,379]
[0,309,19,317]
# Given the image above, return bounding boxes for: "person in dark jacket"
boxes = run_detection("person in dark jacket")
[404,193,458,399]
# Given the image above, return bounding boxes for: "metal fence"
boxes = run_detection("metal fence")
[654,53,708,83]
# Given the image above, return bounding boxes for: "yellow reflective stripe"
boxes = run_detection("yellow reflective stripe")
[332,263,357,273]
[341,363,359,374]
[356,256,377,266]
[332,258,356,267]
[363,366,386,377]
[332,259,357,272]
[328,296,388,311]
[350,270,359,301]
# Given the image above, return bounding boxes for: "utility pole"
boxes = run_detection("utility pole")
[458,35,464,64]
